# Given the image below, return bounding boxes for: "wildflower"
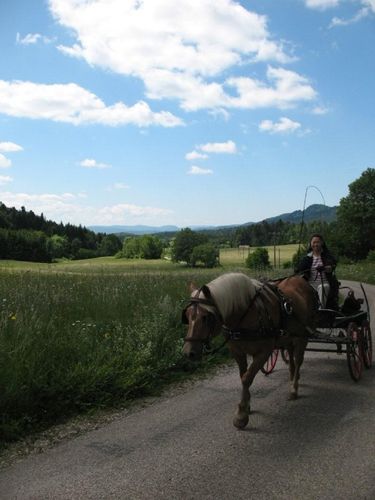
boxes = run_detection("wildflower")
[9,314,17,321]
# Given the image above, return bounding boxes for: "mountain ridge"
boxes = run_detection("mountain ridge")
[89,204,337,235]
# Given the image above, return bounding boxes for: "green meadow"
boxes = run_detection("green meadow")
[0,247,373,445]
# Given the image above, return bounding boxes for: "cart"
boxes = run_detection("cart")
[261,284,372,382]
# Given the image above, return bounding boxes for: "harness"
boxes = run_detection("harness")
[183,281,293,351]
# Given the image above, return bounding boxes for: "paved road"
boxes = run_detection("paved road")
[1,281,374,500]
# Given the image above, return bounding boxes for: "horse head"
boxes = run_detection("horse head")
[182,284,222,361]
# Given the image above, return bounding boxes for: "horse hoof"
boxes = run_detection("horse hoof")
[233,414,249,429]
[288,393,298,400]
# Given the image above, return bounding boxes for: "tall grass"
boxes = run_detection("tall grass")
[0,267,224,444]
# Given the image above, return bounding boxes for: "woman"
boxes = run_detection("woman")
[296,234,339,308]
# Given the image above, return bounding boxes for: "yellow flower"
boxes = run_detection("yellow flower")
[10,314,17,321]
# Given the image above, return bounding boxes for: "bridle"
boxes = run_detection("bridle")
[182,292,221,347]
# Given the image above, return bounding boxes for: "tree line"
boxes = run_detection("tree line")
[0,168,373,264]
[0,204,122,262]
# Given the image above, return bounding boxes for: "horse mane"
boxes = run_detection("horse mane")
[199,272,261,323]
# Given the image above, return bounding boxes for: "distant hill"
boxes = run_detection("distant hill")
[260,204,337,225]
[89,204,337,235]
[89,224,179,235]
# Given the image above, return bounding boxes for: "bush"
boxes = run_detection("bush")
[246,247,271,269]
[190,243,219,268]
[367,250,375,262]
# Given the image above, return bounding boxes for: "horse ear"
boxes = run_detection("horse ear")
[189,282,198,293]
[201,285,211,299]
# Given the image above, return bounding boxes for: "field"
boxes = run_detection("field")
[0,247,373,446]
[220,244,298,267]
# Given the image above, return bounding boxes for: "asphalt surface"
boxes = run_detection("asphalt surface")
[1,280,374,500]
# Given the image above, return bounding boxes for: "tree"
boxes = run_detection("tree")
[335,168,375,260]
[49,234,69,259]
[171,228,208,265]
[98,234,122,256]
[246,247,271,269]
[190,243,219,268]
[139,235,163,259]
[122,237,141,258]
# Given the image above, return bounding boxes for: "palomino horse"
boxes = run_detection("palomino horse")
[182,272,318,429]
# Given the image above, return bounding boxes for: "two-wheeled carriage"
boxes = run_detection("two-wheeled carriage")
[262,284,372,382]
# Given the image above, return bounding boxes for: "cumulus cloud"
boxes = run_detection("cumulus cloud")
[0,142,23,153]
[0,191,172,225]
[46,0,313,112]
[0,154,12,168]
[188,166,213,175]
[259,117,301,134]
[0,80,183,127]
[0,176,13,185]
[79,158,111,169]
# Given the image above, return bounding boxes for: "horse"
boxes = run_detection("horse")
[182,272,318,429]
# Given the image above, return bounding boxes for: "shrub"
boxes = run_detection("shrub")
[190,243,219,268]
[246,247,271,269]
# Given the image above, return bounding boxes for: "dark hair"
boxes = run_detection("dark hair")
[307,233,328,253]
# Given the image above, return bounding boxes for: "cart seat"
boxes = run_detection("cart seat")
[316,308,368,329]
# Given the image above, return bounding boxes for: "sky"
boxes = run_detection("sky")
[0,0,374,228]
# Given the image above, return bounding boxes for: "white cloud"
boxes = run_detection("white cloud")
[199,140,237,154]
[0,176,13,185]
[0,154,12,168]
[312,105,329,115]
[225,66,316,110]
[16,33,53,45]
[305,0,340,9]
[185,151,208,161]
[188,166,213,175]
[48,0,303,111]
[329,6,370,27]
[259,117,301,134]
[79,158,111,169]
[113,183,130,190]
[0,142,23,153]
[0,80,183,127]
[0,191,172,225]
[305,0,375,10]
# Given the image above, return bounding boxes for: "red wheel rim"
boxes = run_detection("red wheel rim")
[347,323,363,382]
[261,349,279,375]
[361,320,372,369]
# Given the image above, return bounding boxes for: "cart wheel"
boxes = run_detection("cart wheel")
[361,320,372,369]
[281,348,290,365]
[261,349,279,375]
[346,322,363,382]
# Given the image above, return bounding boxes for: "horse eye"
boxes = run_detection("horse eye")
[203,315,215,327]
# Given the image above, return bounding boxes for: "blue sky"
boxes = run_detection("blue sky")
[0,0,374,228]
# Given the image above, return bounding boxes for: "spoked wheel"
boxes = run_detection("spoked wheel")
[261,349,279,375]
[361,320,372,369]
[281,348,290,365]
[346,322,363,382]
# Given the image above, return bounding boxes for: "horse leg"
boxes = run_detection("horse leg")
[233,350,270,429]
[288,339,307,400]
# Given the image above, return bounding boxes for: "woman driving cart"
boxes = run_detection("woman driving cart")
[296,233,339,309]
